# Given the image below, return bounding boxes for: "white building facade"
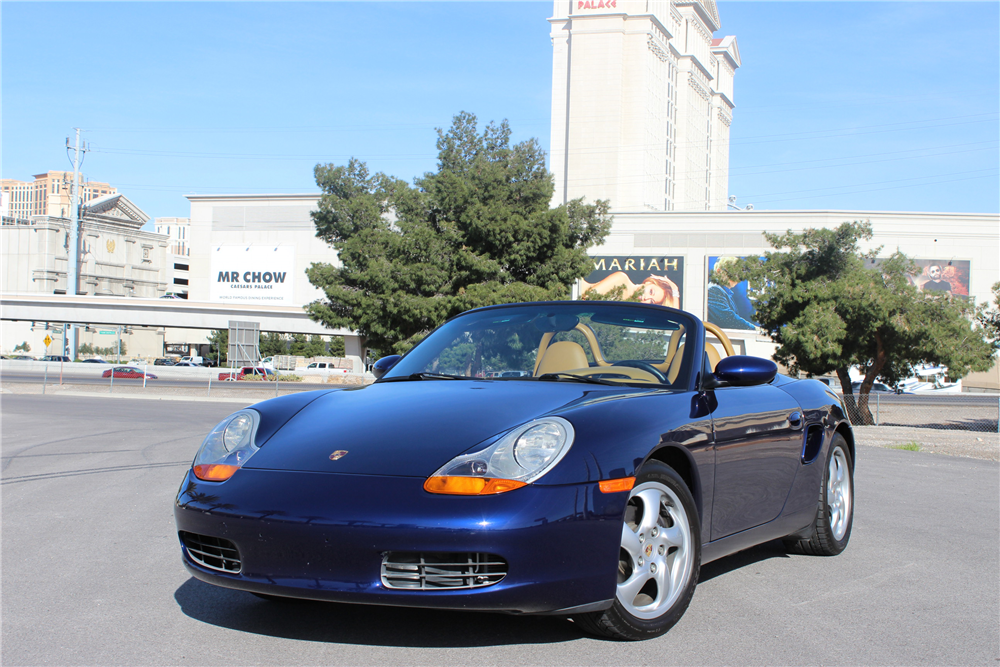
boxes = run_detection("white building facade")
[549,0,738,212]
[1,194,172,358]
[184,194,363,368]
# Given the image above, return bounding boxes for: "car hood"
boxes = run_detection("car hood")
[244,380,649,477]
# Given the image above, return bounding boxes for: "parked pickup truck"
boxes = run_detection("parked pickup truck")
[218,367,277,381]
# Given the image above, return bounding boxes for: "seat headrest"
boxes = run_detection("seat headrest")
[535,341,590,376]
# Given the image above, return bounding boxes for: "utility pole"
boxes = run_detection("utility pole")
[65,128,88,359]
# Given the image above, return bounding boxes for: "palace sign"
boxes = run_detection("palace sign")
[210,245,295,305]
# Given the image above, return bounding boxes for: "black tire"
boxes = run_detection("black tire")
[784,433,854,556]
[575,461,701,640]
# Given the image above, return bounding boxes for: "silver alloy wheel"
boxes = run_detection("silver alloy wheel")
[827,446,852,541]
[617,481,694,620]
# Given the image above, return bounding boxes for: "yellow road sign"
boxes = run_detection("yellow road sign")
[44,335,52,347]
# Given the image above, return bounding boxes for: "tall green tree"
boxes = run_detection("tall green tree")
[975,281,1000,354]
[259,332,287,358]
[719,222,994,422]
[306,111,612,354]
[207,329,228,364]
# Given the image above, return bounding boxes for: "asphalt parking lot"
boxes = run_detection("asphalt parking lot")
[2,394,998,666]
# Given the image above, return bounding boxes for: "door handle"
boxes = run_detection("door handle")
[788,411,803,430]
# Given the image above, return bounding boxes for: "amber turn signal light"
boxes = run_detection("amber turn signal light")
[193,464,240,482]
[424,476,527,495]
[599,477,636,493]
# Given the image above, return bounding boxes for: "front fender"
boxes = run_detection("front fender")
[538,390,713,485]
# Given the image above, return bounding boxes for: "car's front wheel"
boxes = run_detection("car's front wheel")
[576,461,701,640]
[783,433,853,556]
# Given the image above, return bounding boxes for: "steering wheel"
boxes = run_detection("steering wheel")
[612,360,669,383]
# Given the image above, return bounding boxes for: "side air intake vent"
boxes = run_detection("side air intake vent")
[801,425,825,464]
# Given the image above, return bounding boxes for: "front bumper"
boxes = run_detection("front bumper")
[173,468,626,614]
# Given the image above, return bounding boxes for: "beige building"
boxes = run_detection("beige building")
[1,194,172,357]
[1,171,117,220]
[155,217,191,258]
[549,0,738,213]
[579,209,1000,390]
[2,194,167,298]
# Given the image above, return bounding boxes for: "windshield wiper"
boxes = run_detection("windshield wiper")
[536,372,620,386]
[380,372,471,382]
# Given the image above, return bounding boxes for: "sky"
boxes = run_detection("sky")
[2,1,998,226]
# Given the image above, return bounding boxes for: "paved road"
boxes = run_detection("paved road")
[2,394,997,666]
[1,370,321,394]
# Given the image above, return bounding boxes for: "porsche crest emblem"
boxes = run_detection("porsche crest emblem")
[644,544,653,557]
[329,450,348,461]
[106,239,116,253]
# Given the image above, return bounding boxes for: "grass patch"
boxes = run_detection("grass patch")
[888,441,922,451]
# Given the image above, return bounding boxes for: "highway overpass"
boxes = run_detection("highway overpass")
[0,292,365,370]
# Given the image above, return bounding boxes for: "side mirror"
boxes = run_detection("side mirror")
[372,355,402,380]
[711,355,778,388]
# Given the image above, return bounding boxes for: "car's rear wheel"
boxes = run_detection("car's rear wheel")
[575,461,700,640]
[783,433,853,556]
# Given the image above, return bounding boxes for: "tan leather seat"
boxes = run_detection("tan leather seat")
[535,341,590,376]
[705,342,721,371]
[654,326,685,374]
[666,343,685,383]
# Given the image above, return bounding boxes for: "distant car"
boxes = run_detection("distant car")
[160,293,183,299]
[301,362,349,376]
[850,381,907,394]
[218,367,276,381]
[102,366,157,380]
[173,361,202,367]
[154,358,178,366]
[41,355,71,362]
[9,355,34,361]
[82,359,110,364]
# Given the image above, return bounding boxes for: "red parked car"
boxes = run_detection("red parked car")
[218,367,276,381]
[102,366,157,380]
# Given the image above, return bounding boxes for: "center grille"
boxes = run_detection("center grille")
[180,531,242,574]
[381,552,507,590]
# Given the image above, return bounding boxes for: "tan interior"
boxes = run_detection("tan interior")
[535,341,590,376]
[666,343,686,383]
[705,343,722,371]
[530,318,735,384]
[652,326,686,374]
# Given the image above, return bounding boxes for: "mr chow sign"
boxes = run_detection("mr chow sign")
[210,246,295,305]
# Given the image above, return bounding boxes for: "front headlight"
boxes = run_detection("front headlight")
[424,417,575,495]
[191,410,261,481]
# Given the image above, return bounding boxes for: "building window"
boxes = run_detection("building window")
[174,278,189,286]
[173,263,189,271]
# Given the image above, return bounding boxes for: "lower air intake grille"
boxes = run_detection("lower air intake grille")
[381,552,507,590]
[180,531,242,573]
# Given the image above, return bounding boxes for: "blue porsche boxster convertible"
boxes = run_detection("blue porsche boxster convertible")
[174,301,854,640]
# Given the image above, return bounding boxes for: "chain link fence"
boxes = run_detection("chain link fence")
[1,361,371,401]
[3,362,998,433]
[841,393,1000,433]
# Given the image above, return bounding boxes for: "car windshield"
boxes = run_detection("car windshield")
[382,302,696,388]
